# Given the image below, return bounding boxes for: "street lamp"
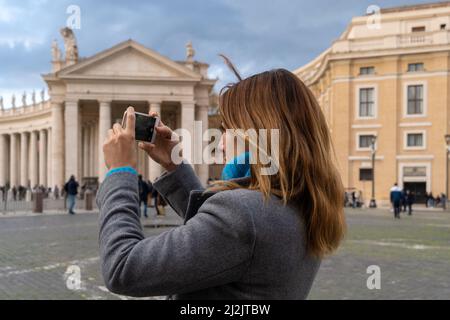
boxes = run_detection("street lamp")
[444,134,450,209]
[369,135,377,208]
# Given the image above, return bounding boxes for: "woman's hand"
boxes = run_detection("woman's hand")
[103,106,137,170]
[138,111,179,172]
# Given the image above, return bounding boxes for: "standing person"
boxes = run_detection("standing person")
[390,183,402,219]
[428,192,435,208]
[64,175,79,215]
[401,190,407,212]
[138,175,150,218]
[98,67,346,299]
[406,190,415,216]
[54,185,59,200]
[441,193,447,211]
[351,191,357,208]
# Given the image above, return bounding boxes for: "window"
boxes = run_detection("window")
[359,135,374,149]
[441,24,447,30]
[359,168,373,181]
[412,26,425,32]
[359,88,375,117]
[360,66,375,75]
[408,63,424,72]
[407,133,423,147]
[407,85,424,115]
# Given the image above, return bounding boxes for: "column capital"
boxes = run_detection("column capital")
[98,99,112,106]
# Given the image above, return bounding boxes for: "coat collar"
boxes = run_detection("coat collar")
[184,177,251,222]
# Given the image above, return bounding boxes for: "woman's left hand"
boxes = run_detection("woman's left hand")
[103,106,137,170]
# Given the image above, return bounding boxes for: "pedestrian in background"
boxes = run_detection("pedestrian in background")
[401,189,407,212]
[138,175,150,218]
[406,190,415,216]
[64,175,79,215]
[390,183,402,219]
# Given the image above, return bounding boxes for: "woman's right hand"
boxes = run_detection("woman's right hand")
[138,111,179,172]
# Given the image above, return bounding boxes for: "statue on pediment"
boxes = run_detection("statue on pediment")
[32,90,36,105]
[51,39,62,62]
[22,92,27,107]
[60,27,79,62]
[11,94,16,108]
[186,41,195,62]
[40,89,45,102]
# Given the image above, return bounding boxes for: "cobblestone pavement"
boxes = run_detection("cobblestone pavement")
[0,206,449,299]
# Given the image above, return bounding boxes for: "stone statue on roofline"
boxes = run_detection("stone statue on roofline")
[22,92,27,107]
[51,39,62,62]
[60,27,79,64]
[186,41,195,62]
[11,94,16,108]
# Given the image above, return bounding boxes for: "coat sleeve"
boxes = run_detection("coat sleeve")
[96,172,255,297]
[152,162,205,219]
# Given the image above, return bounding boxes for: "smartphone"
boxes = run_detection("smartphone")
[122,110,160,143]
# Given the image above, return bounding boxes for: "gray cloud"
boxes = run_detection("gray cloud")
[0,0,430,107]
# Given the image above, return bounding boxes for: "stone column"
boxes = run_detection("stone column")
[148,102,162,181]
[89,124,96,176]
[83,125,90,177]
[20,132,29,187]
[98,101,111,181]
[65,100,79,181]
[51,102,64,188]
[39,129,47,186]
[10,134,18,187]
[29,131,38,187]
[181,101,195,167]
[47,128,52,188]
[0,134,7,186]
[196,104,209,186]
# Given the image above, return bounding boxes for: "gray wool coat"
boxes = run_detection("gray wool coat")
[97,162,321,299]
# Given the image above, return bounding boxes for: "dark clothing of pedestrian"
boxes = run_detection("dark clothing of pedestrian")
[390,186,402,219]
[64,177,79,214]
[138,179,151,218]
[406,192,415,215]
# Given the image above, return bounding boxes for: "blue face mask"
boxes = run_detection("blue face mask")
[221,152,251,180]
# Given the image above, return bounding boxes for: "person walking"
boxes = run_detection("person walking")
[64,175,79,215]
[138,175,150,218]
[406,190,415,216]
[97,67,346,299]
[390,183,402,219]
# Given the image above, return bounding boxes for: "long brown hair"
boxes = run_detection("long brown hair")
[213,61,346,258]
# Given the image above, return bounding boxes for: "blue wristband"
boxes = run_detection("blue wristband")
[105,166,138,178]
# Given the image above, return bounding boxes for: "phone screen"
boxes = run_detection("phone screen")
[122,112,157,142]
[136,113,157,142]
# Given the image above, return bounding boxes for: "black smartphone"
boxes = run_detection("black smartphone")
[122,111,159,143]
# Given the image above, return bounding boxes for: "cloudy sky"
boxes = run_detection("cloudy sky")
[0,0,432,107]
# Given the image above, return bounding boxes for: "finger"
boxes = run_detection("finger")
[138,141,154,153]
[155,125,173,139]
[126,106,135,135]
[107,129,114,140]
[149,110,159,118]
[112,123,123,134]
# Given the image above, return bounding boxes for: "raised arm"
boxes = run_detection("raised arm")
[152,162,204,219]
[97,171,255,297]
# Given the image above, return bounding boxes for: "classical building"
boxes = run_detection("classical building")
[294,2,450,204]
[0,28,215,189]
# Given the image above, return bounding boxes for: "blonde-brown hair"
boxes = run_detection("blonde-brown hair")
[213,59,346,258]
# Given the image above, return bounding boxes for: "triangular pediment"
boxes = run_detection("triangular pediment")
[58,40,201,80]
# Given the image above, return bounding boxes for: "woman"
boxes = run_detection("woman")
[98,66,346,299]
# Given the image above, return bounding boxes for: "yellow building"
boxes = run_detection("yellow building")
[294,2,450,205]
